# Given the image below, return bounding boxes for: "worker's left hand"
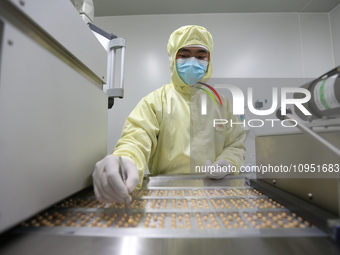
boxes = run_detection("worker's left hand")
[204,159,234,179]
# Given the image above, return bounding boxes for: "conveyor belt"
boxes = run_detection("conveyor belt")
[17,186,318,237]
[1,175,339,255]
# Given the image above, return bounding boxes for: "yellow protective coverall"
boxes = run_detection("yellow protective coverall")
[113,25,246,188]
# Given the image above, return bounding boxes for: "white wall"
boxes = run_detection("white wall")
[94,12,336,165]
[330,5,340,66]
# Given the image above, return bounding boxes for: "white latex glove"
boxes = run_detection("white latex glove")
[92,155,139,203]
[204,159,234,179]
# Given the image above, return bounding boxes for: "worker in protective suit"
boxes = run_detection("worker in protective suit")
[93,25,246,203]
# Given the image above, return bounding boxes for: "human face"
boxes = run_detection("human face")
[175,47,210,85]
[176,47,210,62]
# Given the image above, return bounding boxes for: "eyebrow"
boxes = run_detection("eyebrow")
[178,48,208,54]
[178,48,191,53]
[197,49,208,54]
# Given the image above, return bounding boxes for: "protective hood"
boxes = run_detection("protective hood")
[167,25,214,93]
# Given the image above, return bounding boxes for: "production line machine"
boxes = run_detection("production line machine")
[1,1,340,254]
[1,175,340,255]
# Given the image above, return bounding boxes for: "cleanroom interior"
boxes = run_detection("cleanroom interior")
[0,0,340,254]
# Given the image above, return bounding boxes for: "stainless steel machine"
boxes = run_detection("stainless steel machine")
[0,0,108,234]
[1,1,340,254]
[1,175,340,255]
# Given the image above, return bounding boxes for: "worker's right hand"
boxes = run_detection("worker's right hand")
[92,155,139,203]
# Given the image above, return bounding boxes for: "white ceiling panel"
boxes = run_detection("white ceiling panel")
[301,0,340,12]
[93,0,340,17]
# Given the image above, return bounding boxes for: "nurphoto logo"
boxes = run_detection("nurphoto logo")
[201,84,312,128]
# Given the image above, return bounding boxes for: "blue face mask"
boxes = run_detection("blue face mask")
[176,57,208,86]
